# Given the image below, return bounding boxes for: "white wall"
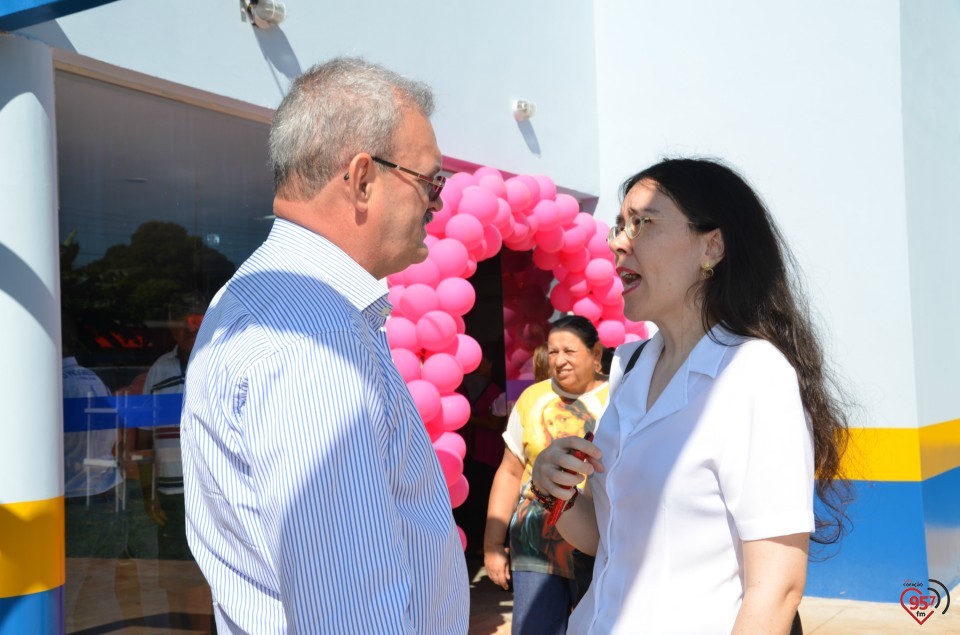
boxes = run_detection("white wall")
[901,1,960,428]
[592,0,916,428]
[17,0,601,195]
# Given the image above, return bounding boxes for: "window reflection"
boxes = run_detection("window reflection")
[57,70,272,634]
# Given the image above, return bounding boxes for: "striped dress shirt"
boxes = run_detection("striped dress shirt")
[181,218,469,634]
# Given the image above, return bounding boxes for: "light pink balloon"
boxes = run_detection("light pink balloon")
[387,284,405,307]
[439,180,464,213]
[573,295,603,323]
[533,200,561,232]
[424,411,445,441]
[453,314,466,334]
[477,174,507,198]
[550,283,575,313]
[449,474,469,509]
[421,352,464,395]
[463,257,478,279]
[386,271,407,287]
[425,206,452,236]
[392,348,422,383]
[435,446,463,486]
[417,311,458,352]
[624,333,642,343]
[399,284,439,322]
[407,379,441,423]
[555,193,580,226]
[584,258,616,286]
[504,178,532,212]
[385,316,418,350]
[534,175,558,201]
[445,214,484,252]
[534,225,564,253]
[404,258,441,288]
[440,393,471,431]
[453,334,482,373]
[447,172,478,190]
[573,212,597,237]
[457,525,467,550]
[597,320,627,348]
[436,277,476,316]
[596,277,625,305]
[433,430,467,460]
[503,213,533,250]
[566,272,590,298]
[473,166,503,180]
[493,198,513,230]
[516,175,541,204]
[429,238,469,279]
[532,247,561,270]
[460,186,500,225]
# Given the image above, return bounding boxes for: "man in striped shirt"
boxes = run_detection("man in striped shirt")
[180,58,469,633]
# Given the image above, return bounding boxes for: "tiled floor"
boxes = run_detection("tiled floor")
[66,556,959,634]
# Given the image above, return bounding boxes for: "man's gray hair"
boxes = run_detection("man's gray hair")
[269,57,435,200]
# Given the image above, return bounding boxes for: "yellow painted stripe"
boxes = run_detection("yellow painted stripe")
[0,496,65,598]
[839,419,960,482]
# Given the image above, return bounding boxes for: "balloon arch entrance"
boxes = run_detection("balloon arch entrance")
[384,166,648,548]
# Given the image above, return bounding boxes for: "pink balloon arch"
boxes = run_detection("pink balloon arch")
[386,167,648,549]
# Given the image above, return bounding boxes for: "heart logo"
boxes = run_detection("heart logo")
[901,587,934,625]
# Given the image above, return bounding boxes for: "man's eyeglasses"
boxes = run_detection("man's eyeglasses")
[607,216,695,243]
[372,156,446,203]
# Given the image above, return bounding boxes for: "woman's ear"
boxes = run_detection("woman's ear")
[705,228,725,265]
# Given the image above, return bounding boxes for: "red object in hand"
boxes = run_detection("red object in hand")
[545,432,594,526]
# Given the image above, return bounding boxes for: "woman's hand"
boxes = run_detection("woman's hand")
[531,435,603,501]
[483,545,511,590]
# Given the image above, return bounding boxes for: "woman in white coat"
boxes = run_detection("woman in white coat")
[530,158,849,635]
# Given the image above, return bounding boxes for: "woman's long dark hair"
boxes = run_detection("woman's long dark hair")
[621,158,851,545]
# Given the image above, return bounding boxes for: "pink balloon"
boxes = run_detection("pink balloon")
[473,166,503,180]
[403,258,441,288]
[399,284,439,322]
[407,379,441,422]
[550,283,574,313]
[416,311,458,352]
[421,352,464,395]
[516,175,541,204]
[477,174,507,198]
[561,248,590,273]
[385,316,418,350]
[555,193,580,226]
[435,446,464,486]
[493,198,513,230]
[433,431,467,459]
[560,226,587,254]
[510,346,532,368]
[532,247,561,270]
[453,314,466,334]
[449,474,469,509]
[534,175,558,201]
[429,239,469,279]
[440,393,471,431]
[439,180,464,211]
[387,284,404,307]
[460,186,500,225]
[573,212,597,237]
[392,347,422,383]
[504,179,532,211]
[386,271,407,287]
[436,277,476,316]
[533,200,561,232]
[481,225,503,261]
[584,258,616,286]
[596,277,625,305]
[425,206,452,236]
[453,334,482,373]
[457,524,467,550]
[597,320,627,348]
[624,333,641,343]
[573,296,603,323]
[447,172,478,190]
[445,214,484,252]
[503,213,533,250]
[601,297,625,319]
[534,225,564,253]
[587,231,612,259]
[463,257,478,279]
[566,272,590,298]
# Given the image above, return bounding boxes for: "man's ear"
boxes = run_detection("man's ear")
[344,154,375,210]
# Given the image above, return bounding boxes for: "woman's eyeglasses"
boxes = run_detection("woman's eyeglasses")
[607,216,694,243]
[372,156,446,203]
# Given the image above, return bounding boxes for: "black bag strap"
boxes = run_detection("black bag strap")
[623,339,650,376]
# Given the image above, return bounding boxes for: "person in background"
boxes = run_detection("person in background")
[484,316,609,635]
[532,158,849,634]
[532,341,551,382]
[179,57,468,634]
[139,290,207,558]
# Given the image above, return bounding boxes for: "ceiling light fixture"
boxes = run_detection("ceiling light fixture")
[243,0,286,28]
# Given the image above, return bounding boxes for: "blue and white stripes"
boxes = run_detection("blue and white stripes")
[180,218,469,634]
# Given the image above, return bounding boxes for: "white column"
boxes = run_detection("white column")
[0,33,64,633]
